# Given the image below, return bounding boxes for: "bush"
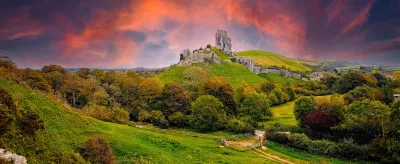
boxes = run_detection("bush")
[189,95,227,132]
[149,110,169,128]
[206,44,211,48]
[230,58,237,62]
[287,133,311,151]
[0,104,13,134]
[326,139,368,160]
[308,140,335,154]
[82,104,112,122]
[168,112,188,127]
[111,107,129,123]
[267,132,289,144]
[19,110,44,135]
[0,88,17,115]
[138,110,150,122]
[226,118,254,134]
[80,136,114,164]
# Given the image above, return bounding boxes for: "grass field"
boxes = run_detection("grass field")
[236,50,312,72]
[0,79,271,163]
[157,49,266,88]
[259,101,298,131]
[258,73,301,85]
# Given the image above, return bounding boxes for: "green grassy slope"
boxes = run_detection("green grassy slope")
[259,101,298,131]
[235,50,312,72]
[0,79,270,163]
[157,49,265,88]
[258,73,301,85]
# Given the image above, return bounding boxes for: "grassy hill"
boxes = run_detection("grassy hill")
[157,48,265,88]
[235,50,312,72]
[0,79,270,163]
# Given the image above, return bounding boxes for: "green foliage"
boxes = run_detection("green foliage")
[19,110,44,135]
[149,110,169,128]
[77,68,90,79]
[168,112,188,127]
[381,85,394,105]
[111,107,129,123]
[0,104,13,134]
[335,72,367,94]
[189,95,226,132]
[42,65,67,74]
[226,118,254,134]
[0,88,17,115]
[44,71,65,94]
[238,92,271,124]
[160,83,191,116]
[260,82,275,94]
[204,78,236,115]
[80,136,114,164]
[91,69,104,79]
[294,97,315,123]
[0,55,17,70]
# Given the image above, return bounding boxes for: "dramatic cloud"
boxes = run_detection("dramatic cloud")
[0,0,399,68]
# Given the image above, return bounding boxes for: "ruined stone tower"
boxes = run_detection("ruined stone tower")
[215,30,232,53]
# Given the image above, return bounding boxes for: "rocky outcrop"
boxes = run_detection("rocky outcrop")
[0,149,27,164]
[177,47,220,66]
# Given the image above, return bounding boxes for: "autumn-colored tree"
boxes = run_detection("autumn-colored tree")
[159,83,191,116]
[139,78,162,101]
[77,68,90,79]
[91,69,104,79]
[80,136,114,164]
[100,71,117,85]
[61,75,93,108]
[42,64,67,74]
[44,71,65,94]
[0,54,17,70]
[21,68,51,91]
[393,71,400,80]
[260,82,275,94]
[204,77,236,115]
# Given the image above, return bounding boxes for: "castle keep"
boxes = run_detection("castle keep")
[215,30,232,54]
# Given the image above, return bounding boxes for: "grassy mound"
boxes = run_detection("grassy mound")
[236,50,312,72]
[0,79,269,163]
[157,49,265,88]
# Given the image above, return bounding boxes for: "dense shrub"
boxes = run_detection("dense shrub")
[80,136,114,164]
[326,139,368,160]
[294,97,315,124]
[19,110,45,135]
[308,139,335,154]
[226,118,254,134]
[111,107,129,123]
[0,104,13,135]
[287,133,311,150]
[168,112,188,127]
[266,132,289,144]
[138,110,150,122]
[0,88,17,115]
[82,105,112,122]
[149,110,169,128]
[303,111,337,132]
[238,92,271,126]
[189,95,227,132]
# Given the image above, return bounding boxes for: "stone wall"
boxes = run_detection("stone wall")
[177,47,220,66]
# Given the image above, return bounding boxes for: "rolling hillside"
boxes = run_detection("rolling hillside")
[235,50,312,72]
[0,79,269,163]
[157,48,265,88]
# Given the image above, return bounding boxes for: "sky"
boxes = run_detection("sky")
[0,0,399,68]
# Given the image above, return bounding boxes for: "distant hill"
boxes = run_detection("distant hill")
[235,50,312,72]
[157,48,265,88]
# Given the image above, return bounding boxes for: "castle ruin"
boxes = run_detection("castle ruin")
[215,30,232,55]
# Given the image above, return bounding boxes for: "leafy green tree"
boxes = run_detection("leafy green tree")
[381,85,394,105]
[272,89,284,104]
[334,72,367,94]
[204,78,236,115]
[238,92,271,125]
[260,82,275,94]
[100,71,117,85]
[294,97,316,124]
[189,95,227,132]
[44,71,65,94]
[139,78,162,102]
[335,100,390,144]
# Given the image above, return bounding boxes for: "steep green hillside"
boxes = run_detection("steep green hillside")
[0,80,269,163]
[236,50,312,72]
[258,73,301,85]
[157,49,265,88]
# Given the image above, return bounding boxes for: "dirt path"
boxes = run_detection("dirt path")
[251,148,294,164]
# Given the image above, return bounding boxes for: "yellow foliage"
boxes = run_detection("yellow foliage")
[393,71,400,80]
[394,88,400,94]
[362,74,377,83]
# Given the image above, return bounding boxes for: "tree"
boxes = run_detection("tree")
[100,71,117,85]
[189,95,227,132]
[334,72,367,94]
[390,101,400,136]
[168,112,188,127]
[61,75,93,108]
[21,68,51,91]
[139,78,162,102]
[77,68,90,79]
[294,97,316,124]
[336,100,390,144]
[272,89,284,104]
[393,71,400,80]
[381,85,394,105]
[149,110,169,128]
[238,92,271,124]
[159,83,191,116]
[226,118,254,134]
[91,69,104,79]
[204,78,236,115]
[0,54,17,70]
[80,136,114,164]
[260,82,275,94]
[45,71,65,94]
[42,64,67,74]
[303,110,337,132]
